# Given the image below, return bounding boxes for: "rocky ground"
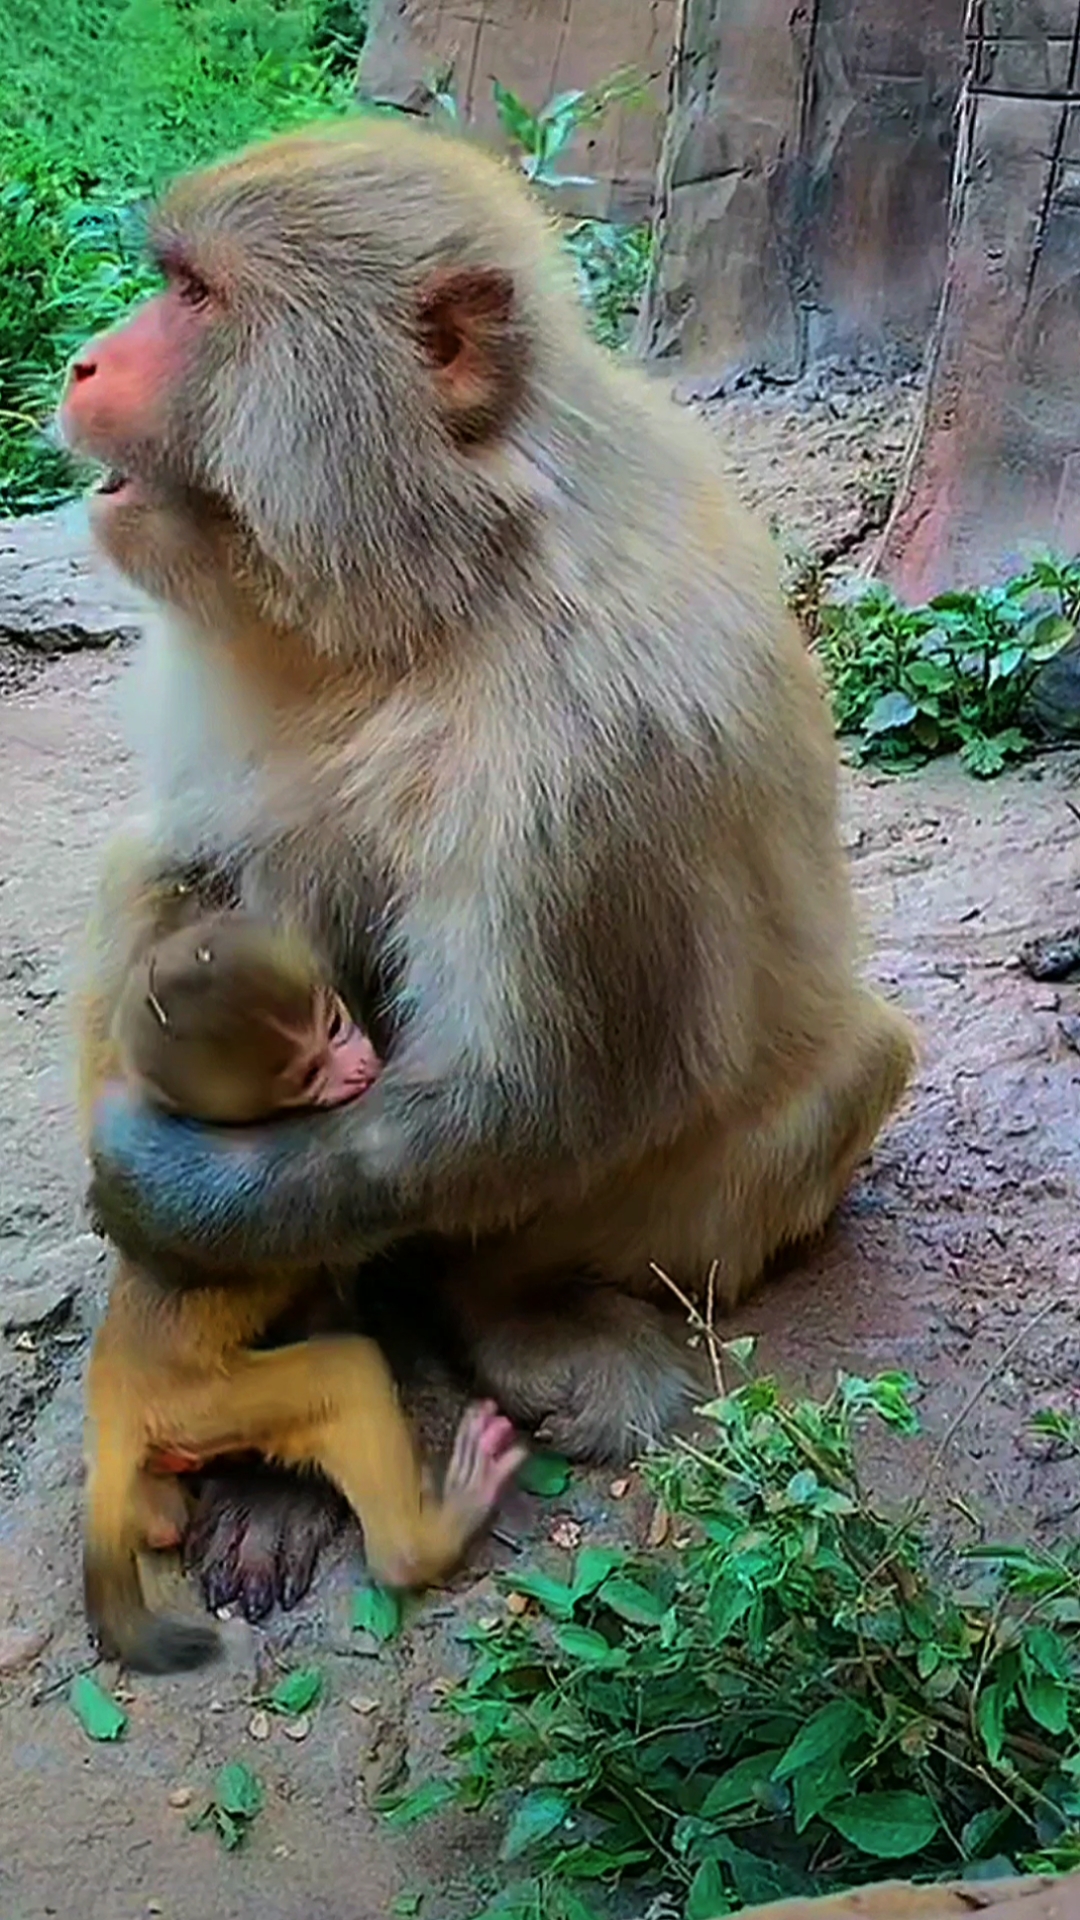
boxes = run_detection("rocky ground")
[3,379,1080,1920]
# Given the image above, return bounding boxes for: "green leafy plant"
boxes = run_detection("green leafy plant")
[0,0,361,513]
[490,69,648,190]
[192,1760,264,1851]
[816,558,1080,777]
[561,220,652,349]
[393,1353,1080,1919]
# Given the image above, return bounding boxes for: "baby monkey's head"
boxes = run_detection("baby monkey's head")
[114,912,380,1125]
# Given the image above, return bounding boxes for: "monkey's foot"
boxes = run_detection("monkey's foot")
[183,1465,348,1621]
[470,1290,700,1465]
[444,1400,526,1536]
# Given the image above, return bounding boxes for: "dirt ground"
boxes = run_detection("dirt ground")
[3,375,1080,1920]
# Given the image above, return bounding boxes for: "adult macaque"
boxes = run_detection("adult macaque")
[85,907,524,1670]
[61,115,915,1620]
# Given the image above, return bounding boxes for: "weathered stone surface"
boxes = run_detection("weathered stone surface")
[0,1625,51,1674]
[1027,634,1080,739]
[879,10,1080,597]
[359,0,675,220]
[638,0,965,380]
[0,504,143,653]
[2,1234,106,1331]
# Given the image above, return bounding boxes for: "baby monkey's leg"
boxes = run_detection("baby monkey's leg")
[164,1338,525,1592]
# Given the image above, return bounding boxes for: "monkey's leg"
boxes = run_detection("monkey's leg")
[445,988,914,1463]
[83,1389,220,1673]
[164,1340,522,1594]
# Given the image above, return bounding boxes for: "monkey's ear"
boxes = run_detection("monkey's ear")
[415,266,527,446]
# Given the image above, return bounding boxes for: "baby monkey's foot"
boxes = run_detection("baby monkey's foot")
[444,1399,526,1538]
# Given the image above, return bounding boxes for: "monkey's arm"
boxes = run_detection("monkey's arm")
[87,1057,559,1274]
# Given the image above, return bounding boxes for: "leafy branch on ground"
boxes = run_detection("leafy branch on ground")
[813,557,1080,777]
[391,1348,1080,1920]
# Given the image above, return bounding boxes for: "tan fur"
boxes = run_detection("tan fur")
[65,113,915,1502]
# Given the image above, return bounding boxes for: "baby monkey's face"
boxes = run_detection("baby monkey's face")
[272,984,380,1113]
[115,915,381,1126]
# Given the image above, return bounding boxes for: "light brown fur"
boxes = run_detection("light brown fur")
[63,114,915,1614]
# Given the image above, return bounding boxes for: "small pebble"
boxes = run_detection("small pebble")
[0,1625,51,1674]
[215,1606,233,1622]
[273,1845,291,1859]
[147,1904,163,1915]
[282,1713,311,1741]
[13,1332,35,1353]
[478,1615,499,1632]
[114,1687,137,1704]
[168,1787,193,1810]
[248,1710,271,1742]
[505,1592,529,1617]
[208,1698,226,1714]
[349,1694,379,1716]
[609,1478,630,1499]
[549,1517,582,1551]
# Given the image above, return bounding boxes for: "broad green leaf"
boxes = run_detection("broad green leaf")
[597,1576,667,1627]
[571,1546,624,1600]
[792,1758,852,1833]
[491,80,539,154]
[826,1790,939,1858]
[384,1779,455,1828]
[988,644,1025,684]
[353,1585,403,1641]
[215,1807,243,1851]
[1019,1670,1070,1735]
[269,1666,323,1715]
[1024,1625,1074,1680]
[708,1578,752,1639]
[976,1680,1010,1763]
[864,690,918,736]
[517,1452,572,1497]
[216,1761,263,1819]
[712,1836,808,1906]
[686,1858,730,1920]
[786,1468,818,1504]
[507,1567,577,1618]
[500,1788,570,1862]
[553,1623,618,1665]
[391,1896,424,1917]
[772,1697,865,1780]
[700,1748,787,1817]
[69,1674,127,1742]
[962,1805,1009,1859]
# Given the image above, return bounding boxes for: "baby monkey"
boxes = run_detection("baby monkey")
[84,911,525,1673]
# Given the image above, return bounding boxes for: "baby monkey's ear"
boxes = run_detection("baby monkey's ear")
[415,266,528,447]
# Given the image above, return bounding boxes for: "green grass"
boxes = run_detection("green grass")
[0,0,364,511]
[0,9,651,514]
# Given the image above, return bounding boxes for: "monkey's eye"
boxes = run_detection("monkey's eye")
[299,1058,323,1093]
[176,268,212,311]
[327,1006,344,1042]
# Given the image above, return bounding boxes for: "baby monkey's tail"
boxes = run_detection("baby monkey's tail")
[83,1527,220,1674]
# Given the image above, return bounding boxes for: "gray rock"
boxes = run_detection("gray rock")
[0,1625,51,1673]
[1027,634,1080,740]
[2,1233,105,1330]
[0,505,144,654]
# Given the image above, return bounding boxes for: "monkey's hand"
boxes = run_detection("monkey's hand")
[87,1075,448,1275]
